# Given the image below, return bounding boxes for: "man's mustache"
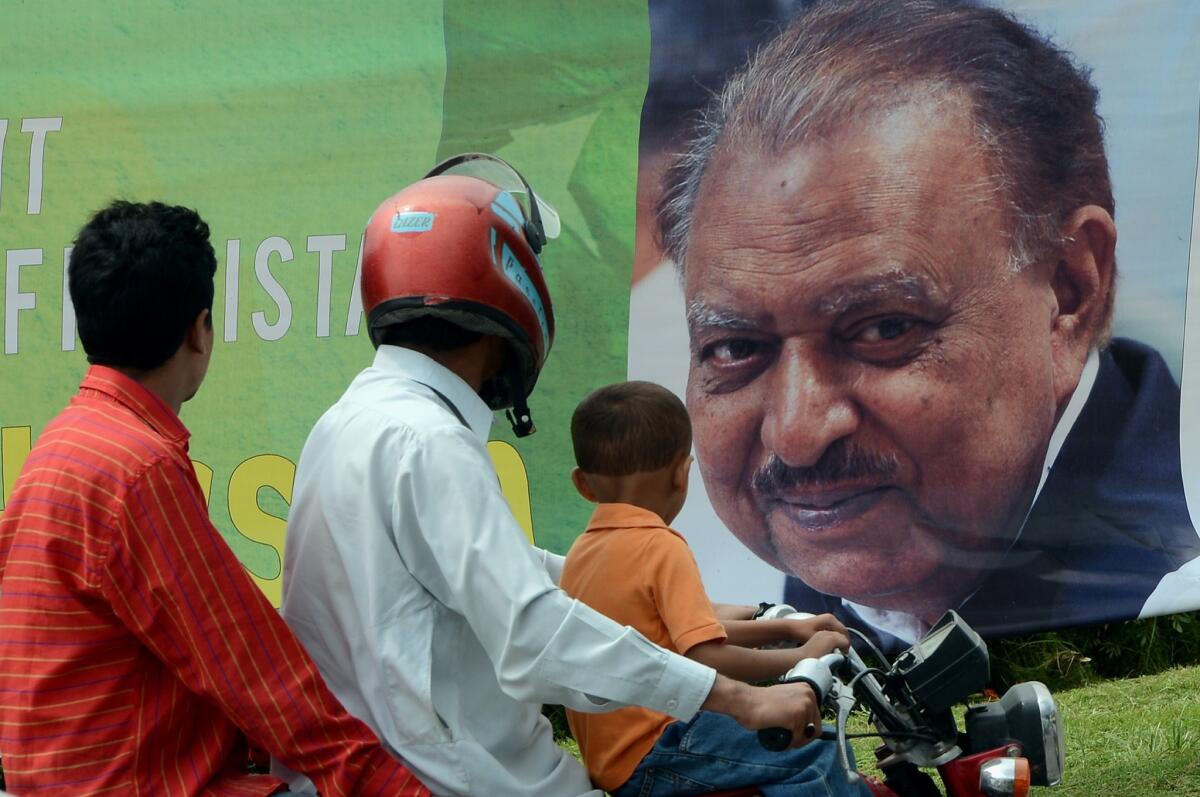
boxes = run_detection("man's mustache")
[751,441,899,495]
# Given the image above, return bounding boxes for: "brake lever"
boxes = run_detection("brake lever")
[830,679,860,785]
[756,677,859,787]
[757,652,844,751]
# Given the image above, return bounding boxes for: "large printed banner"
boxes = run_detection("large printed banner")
[630,0,1200,648]
[2,1,1199,647]
[0,2,649,604]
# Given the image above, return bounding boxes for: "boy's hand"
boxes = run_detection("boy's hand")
[786,613,848,645]
[719,613,849,651]
[796,628,851,658]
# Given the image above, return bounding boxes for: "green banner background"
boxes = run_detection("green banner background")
[0,2,649,594]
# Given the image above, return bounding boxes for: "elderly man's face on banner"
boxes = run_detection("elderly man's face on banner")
[683,97,1099,620]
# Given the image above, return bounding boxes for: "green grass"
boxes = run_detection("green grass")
[988,613,1200,691]
[847,665,1200,796]
[1046,666,1200,795]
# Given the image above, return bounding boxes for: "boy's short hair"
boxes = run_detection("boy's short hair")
[571,381,692,476]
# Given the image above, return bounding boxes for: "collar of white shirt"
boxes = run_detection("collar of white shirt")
[373,344,495,443]
[843,348,1102,643]
[1031,348,1101,504]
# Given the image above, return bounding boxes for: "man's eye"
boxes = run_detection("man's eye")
[843,315,935,365]
[701,339,765,365]
[692,336,775,394]
[856,317,916,343]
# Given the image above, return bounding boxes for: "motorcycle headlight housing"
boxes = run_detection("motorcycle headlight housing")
[965,681,1064,786]
[890,611,990,712]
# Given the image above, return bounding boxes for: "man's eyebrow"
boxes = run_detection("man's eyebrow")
[685,301,769,331]
[815,271,942,317]
[685,272,943,332]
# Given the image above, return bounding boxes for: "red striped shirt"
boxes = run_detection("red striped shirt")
[0,367,430,797]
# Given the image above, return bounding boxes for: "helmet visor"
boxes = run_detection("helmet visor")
[424,153,561,242]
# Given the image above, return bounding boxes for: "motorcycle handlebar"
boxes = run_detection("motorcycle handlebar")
[756,721,839,751]
[757,726,796,751]
[756,652,845,750]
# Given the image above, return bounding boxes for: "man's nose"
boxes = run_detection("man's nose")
[760,340,860,468]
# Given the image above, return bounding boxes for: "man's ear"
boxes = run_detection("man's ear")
[1048,205,1115,404]
[184,309,213,355]
[570,467,598,503]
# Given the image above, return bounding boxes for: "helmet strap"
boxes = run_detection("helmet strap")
[505,366,535,437]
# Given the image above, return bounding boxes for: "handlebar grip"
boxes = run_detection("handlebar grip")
[758,722,838,750]
[757,727,793,751]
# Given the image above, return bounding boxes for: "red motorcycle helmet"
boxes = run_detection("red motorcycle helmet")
[360,153,559,436]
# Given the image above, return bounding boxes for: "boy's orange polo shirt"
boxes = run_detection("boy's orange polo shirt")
[560,503,727,792]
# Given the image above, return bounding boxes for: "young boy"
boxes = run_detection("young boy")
[561,381,873,797]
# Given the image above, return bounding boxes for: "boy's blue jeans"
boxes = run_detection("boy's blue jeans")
[610,711,873,797]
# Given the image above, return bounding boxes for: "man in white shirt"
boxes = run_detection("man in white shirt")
[277,155,833,797]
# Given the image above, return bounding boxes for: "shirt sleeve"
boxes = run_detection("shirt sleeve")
[101,454,430,797]
[644,533,728,655]
[394,426,715,719]
[535,547,566,585]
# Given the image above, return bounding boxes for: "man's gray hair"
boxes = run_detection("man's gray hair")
[657,0,1116,334]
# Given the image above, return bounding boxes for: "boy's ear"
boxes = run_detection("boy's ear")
[571,467,598,503]
[672,453,693,491]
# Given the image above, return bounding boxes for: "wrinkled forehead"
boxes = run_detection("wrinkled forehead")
[683,268,948,339]
[683,99,1012,298]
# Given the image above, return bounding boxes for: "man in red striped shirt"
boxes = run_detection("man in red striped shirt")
[0,201,430,796]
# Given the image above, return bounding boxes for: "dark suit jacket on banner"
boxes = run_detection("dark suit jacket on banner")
[784,338,1200,652]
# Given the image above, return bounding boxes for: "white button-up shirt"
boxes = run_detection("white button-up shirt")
[277,346,715,797]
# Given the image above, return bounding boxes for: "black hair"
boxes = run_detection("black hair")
[377,315,484,351]
[571,381,692,476]
[69,200,217,371]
